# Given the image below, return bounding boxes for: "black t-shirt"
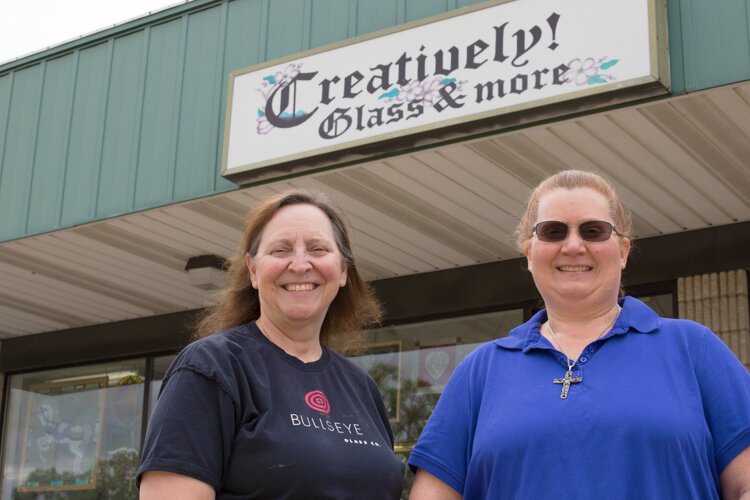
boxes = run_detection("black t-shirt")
[137,322,404,499]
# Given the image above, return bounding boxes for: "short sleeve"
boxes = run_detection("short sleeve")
[408,361,472,495]
[696,327,750,473]
[136,366,238,490]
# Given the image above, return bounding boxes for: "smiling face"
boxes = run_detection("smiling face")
[246,204,347,335]
[525,187,630,312]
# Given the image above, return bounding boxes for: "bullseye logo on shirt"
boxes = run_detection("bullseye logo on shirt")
[290,389,372,442]
[304,390,330,415]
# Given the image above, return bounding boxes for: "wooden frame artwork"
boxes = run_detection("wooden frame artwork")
[17,376,108,493]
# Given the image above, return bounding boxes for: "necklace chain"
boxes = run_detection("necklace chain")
[545,305,621,371]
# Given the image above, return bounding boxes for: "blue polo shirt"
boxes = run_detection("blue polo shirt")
[408,297,750,500]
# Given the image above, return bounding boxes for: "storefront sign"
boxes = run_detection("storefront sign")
[223,0,667,178]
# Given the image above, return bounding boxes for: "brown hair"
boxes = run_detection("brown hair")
[192,190,382,352]
[515,169,632,252]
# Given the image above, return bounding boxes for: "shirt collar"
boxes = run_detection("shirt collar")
[493,296,661,353]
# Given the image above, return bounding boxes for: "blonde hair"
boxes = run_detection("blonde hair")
[192,190,382,352]
[515,169,632,252]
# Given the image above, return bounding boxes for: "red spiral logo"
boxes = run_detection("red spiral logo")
[304,390,330,415]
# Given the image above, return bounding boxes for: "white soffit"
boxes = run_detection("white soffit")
[0,81,748,338]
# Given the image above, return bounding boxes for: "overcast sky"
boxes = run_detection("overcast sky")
[0,0,190,65]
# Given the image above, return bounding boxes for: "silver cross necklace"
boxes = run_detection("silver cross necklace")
[545,305,621,399]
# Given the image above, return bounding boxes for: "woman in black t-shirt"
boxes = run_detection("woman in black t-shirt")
[138,190,404,499]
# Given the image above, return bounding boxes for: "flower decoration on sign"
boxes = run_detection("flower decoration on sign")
[378,76,468,107]
[563,57,620,86]
[255,63,305,135]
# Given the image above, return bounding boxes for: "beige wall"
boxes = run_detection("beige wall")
[678,269,749,368]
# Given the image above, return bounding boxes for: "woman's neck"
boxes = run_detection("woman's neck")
[255,316,323,363]
[542,302,621,361]
[545,302,621,340]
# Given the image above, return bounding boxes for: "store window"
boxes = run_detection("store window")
[0,292,672,499]
[1,360,146,500]
[638,293,674,318]
[349,308,524,498]
[146,355,176,421]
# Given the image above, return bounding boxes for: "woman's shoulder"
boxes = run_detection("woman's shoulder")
[656,317,738,362]
[650,315,715,346]
[656,316,710,333]
[634,308,739,370]
[621,296,710,341]
[465,340,506,362]
[444,340,509,387]
[170,323,262,377]
[324,351,389,404]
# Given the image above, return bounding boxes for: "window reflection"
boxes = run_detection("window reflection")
[147,355,176,421]
[638,293,673,318]
[0,293,675,500]
[1,361,145,500]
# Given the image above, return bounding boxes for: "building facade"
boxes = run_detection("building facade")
[0,0,748,497]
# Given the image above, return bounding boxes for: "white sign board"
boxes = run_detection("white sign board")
[223,0,666,178]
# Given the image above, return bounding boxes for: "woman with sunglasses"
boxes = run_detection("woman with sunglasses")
[408,170,750,500]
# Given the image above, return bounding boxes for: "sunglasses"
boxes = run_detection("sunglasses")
[531,220,621,243]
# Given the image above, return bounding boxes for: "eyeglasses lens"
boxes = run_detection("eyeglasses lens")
[535,221,567,242]
[578,221,612,242]
[534,221,614,242]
